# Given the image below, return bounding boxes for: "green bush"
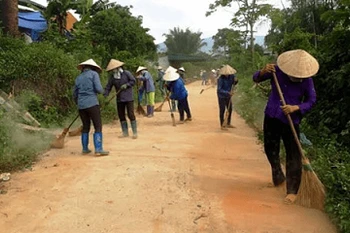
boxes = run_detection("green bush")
[0,110,50,172]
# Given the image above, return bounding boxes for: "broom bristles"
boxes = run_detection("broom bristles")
[137,105,146,116]
[69,126,82,136]
[296,161,326,210]
[154,104,163,112]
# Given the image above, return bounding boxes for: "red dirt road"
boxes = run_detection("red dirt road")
[0,81,336,233]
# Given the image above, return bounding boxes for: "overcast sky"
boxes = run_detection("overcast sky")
[33,0,290,44]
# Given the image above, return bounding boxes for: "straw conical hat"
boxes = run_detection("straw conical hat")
[157,66,163,70]
[136,66,147,73]
[219,65,237,75]
[277,49,319,78]
[77,59,101,72]
[106,59,125,72]
[178,67,185,72]
[163,66,180,81]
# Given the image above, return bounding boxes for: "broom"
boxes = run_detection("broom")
[155,91,170,112]
[199,86,212,94]
[272,72,325,210]
[51,114,80,148]
[136,81,146,116]
[53,91,120,148]
[154,96,167,112]
[167,98,176,127]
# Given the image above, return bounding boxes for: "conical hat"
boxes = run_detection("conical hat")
[77,59,101,72]
[157,66,163,70]
[163,66,180,81]
[219,65,237,75]
[136,66,147,73]
[106,59,124,72]
[178,67,185,72]
[277,49,319,78]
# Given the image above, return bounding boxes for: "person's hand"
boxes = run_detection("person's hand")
[260,64,276,75]
[120,84,128,90]
[281,105,299,115]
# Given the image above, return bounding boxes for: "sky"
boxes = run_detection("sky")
[32,0,290,44]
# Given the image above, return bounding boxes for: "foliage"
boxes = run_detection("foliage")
[0,110,50,173]
[88,5,156,66]
[207,0,273,63]
[164,27,207,55]
[0,36,79,125]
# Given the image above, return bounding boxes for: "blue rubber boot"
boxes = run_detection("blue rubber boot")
[93,132,109,156]
[81,133,91,154]
[131,120,138,139]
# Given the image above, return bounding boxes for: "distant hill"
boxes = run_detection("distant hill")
[157,35,265,54]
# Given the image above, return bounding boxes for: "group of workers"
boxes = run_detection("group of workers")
[73,49,319,204]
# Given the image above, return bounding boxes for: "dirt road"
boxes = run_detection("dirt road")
[0,81,336,233]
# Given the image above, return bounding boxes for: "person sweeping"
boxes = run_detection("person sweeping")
[104,59,138,139]
[252,49,319,204]
[217,65,238,130]
[164,66,192,124]
[73,59,109,156]
[136,66,155,118]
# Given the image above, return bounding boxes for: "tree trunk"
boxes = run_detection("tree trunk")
[0,0,20,37]
[250,22,254,65]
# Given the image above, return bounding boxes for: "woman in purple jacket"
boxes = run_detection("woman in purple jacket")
[104,59,137,139]
[253,49,319,204]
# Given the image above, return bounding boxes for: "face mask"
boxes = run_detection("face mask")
[141,70,146,75]
[118,67,123,73]
[288,76,302,83]
[113,69,121,79]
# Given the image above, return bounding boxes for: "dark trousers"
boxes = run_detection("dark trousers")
[117,101,136,122]
[218,97,232,126]
[263,115,302,194]
[177,97,191,121]
[79,105,102,133]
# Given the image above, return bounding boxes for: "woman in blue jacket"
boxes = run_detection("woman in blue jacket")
[73,59,109,156]
[164,66,192,123]
[136,66,156,117]
[217,65,238,130]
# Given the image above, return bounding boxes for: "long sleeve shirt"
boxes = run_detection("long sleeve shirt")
[217,74,236,98]
[104,70,136,102]
[138,71,155,92]
[73,69,103,110]
[167,78,188,100]
[253,65,316,125]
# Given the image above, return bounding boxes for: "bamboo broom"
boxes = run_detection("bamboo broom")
[272,72,325,210]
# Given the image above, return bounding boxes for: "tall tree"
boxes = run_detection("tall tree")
[164,27,207,55]
[0,0,20,36]
[207,0,272,64]
[88,5,156,64]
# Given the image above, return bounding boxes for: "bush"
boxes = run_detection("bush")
[0,110,50,172]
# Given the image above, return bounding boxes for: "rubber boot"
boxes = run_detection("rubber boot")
[93,132,109,156]
[131,120,138,139]
[81,133,91,154]
[148,106,154,118]
[119,121,129,138]
[147,105,151,117]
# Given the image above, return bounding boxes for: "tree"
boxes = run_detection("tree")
[0,0,20,36]
[163,27,207,55]
[207,0,272,64]
[212,28,245,55]
[88,5,156,65]
[45,0,77,35]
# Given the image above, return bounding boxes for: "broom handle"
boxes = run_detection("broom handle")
[272,72,306,161]
[68,89,120,130]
